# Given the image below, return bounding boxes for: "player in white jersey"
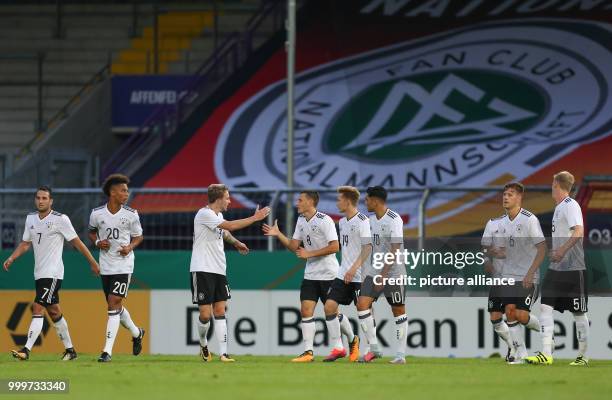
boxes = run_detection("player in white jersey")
[190,184,270,363]
[263,191,339,362]
[498,182,545,364]
[322,186,371,362]
[357,186,408,365]
[481,213,515,361]
[88,174,145,362]
[4,186,99,361]
[526,171,589,366]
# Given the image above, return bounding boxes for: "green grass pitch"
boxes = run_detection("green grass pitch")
[1,354,610,400]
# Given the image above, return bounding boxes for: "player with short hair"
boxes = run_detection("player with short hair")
[357,186,407,364]
[322,186,371,362]
[191,184,270,362]
[481,212,514,361]
[498,182,544,364]
[263,191,339,362]
[5,186,100,361]
[89,174,145,362]
[526,171,589,366]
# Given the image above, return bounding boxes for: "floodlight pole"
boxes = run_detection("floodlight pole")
[285,0,296,236]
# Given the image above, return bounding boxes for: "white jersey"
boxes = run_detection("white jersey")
[338,211,372,282]
[550,196,586,271]
[190,207,227,275]
[293,211,339,281]
[501,209,545,282]
[22,211,78,280]
[88,204,143,275]
[366,208,405,278]
[481,215,506,278]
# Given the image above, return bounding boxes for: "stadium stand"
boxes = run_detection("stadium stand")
[0,1,264,184]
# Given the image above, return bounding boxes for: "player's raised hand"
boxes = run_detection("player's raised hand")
[252,205,271,221]
[90,261,100,276]
[234,241,249,255]
[262,219,280,236]
[295,247,311,259]
[3,257,13,271]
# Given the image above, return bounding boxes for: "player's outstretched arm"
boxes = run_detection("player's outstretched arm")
[218,205,271,232]
[3,241,31,271]
[70,237,100,276]
[262,219,300,252]
[296,240,339,259]
[344,244,372,284]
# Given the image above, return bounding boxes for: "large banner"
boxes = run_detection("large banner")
[150,290,612,359]
[139,1,612,234]
[3,289,610,358]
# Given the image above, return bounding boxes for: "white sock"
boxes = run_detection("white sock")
[103,310,121,355]
[358,310,379,352]
[491,318,512,349]
[25,315,44,351]
[508,321,527,357]
[301,318,315,352]
[214,316,228,355]
[197,317,210,347]
[325,314,343,350]
[119,307,140,338]
[540,304,554,356]
[524,313,541,332]
[338,314,355,343]
[394,314,408,358]
[53,316,73,349]
[574,313,589,358]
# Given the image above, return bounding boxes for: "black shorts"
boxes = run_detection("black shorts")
[360,275,406,305]
[34,278,62,305]
[487,285,505,313]
[101,274,131,299]
[300,279,333,303]
[541,269,588,313]
[499,281,539,311]
[191,272,231,305]
[326,278,361,306]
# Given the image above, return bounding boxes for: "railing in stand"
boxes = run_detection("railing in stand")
[101,0,286,179]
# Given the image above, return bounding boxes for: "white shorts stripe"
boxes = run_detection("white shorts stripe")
[47,279,57,303]
[192,272,197,303]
